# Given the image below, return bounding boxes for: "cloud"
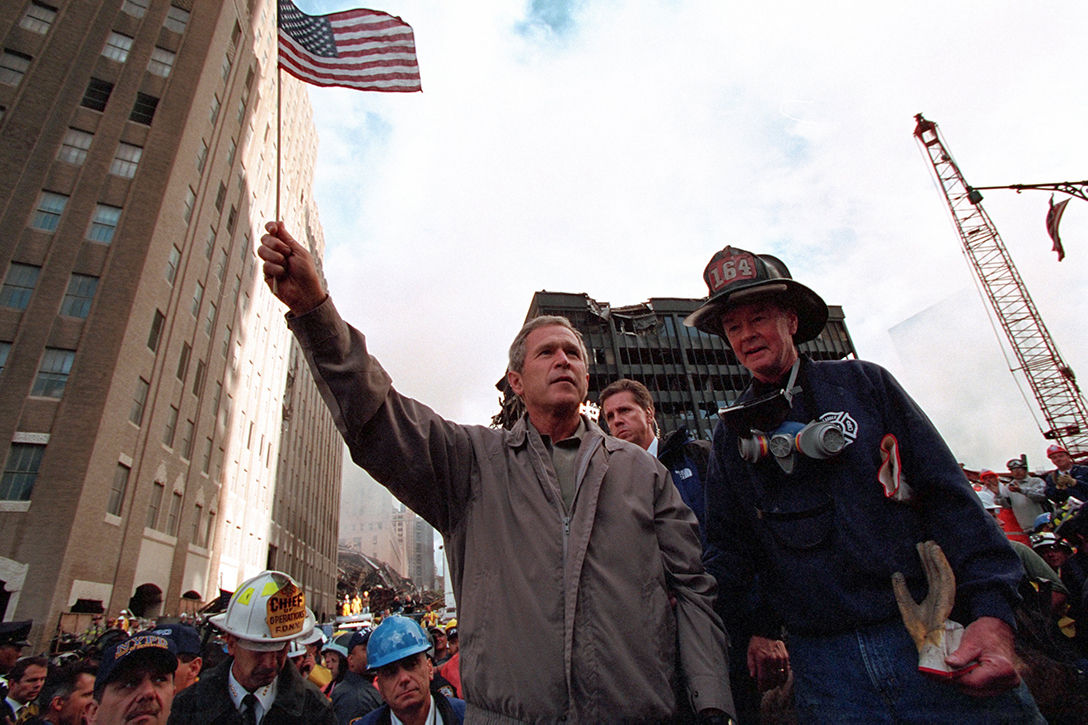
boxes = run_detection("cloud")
[294,0,1088,470]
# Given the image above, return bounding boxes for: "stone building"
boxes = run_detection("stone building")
[0,0,342,646]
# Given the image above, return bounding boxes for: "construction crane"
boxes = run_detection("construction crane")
[913,113,1088,455]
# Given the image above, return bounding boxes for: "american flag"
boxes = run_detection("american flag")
[278,0,421,92]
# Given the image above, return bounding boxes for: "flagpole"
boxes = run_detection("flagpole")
[274,1,283,295]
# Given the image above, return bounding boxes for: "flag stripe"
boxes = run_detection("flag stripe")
[277,0,421,92]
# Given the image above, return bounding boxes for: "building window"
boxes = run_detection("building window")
[30,191,68,232]
[191,281,203,316]
[146,481,164,529]
[204,227,215,259]
[147,309,165,352]
[130,93,159,125]
[226,206,237,234]
[209,95,221,125]
[226,138,237,168]
[204,302,216,335]
[191,503,204,545]
[87,204,122,243]
[236,99,246,126]
[0,342,10,374]
[176,342,190,381]
[110,143,142,178]
[216,249,227,281]
[0,50,32,87]
[81,78,113,111]
[57,128,94,165]
[196,139,208,173]
[107,463,129,515]
[21,2,57,34]
[129,377,149,425]
[180,419,194,460]
[220,55,231,81]
[165,246,180,284]
[164,5,190,33]
[60,273,99,318]
[1,263,41,310]
[201,438,212,474]
[102,32,134,63]
[147,47,175,77]
[214,182,226,213]
[192,360,205,395]
[32,348,74,397]
[122,0,149,18]
[166,491,182,536]
[1,443,45,501]
[183,187,196,223]
[163,404,178,447]
[205,510,216,547]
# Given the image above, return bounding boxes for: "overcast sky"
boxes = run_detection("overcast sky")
[295,0,1087,498]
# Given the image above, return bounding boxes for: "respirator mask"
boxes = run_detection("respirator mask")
[719,360,846,473]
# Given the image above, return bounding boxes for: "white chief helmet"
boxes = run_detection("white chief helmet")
[210,570,315,651]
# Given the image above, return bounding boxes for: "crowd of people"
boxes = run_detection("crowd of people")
[4,228,1087,725]
[0,572,466,725]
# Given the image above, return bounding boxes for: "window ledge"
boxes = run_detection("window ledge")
[0,501,31,512]
[104,513,122,526]
[143,527,176,545]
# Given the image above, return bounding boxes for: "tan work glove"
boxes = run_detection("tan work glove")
[1055,472,1075,490]
[892,541,977,679]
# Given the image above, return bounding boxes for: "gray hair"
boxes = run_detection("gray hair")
[507,316,588,374]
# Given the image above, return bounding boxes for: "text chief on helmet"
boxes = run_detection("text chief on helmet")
[209,570,315,650]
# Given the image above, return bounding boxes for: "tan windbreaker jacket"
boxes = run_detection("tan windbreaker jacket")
[289,299,733,723]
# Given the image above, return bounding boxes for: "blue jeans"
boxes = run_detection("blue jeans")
[788,619,1045,724]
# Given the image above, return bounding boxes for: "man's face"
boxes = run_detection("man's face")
[374,653,432,718]
[9,663,47,704]
[226,636,287,691]
[323,651,343,680]
[431,632,447,653]
[56,672,95,725]
[1049,450,1074,470]
[346,644,368,675]
[1039,547,1069,570]
[721,302,799,383]
[981,474,1000,493]
[172,655,201,693]
[0,644,21,673]
[507,326,589,420]
[602,391,656,450]
[1010,467,1027,480]
[90,667,174,725]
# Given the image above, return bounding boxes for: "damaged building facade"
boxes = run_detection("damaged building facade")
[496,291,857,439]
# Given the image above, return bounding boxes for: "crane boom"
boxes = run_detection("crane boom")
[913,113,1088,455]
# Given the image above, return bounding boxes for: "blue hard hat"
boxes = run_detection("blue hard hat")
[366,616,432,670]
[1033,512,1052,531]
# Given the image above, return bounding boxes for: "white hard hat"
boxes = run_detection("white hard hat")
[210,571,315,651]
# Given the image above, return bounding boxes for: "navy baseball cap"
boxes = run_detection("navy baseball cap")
[146,623,201,656]
[347,630,371,652]
[95,632,178,694]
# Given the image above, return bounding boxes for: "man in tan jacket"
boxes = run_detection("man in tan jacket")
[258,222,735,723]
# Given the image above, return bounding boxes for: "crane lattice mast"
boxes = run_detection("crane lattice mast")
[913,114,1088,455]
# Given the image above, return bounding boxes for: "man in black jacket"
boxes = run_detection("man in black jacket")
[168,571,335,725]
